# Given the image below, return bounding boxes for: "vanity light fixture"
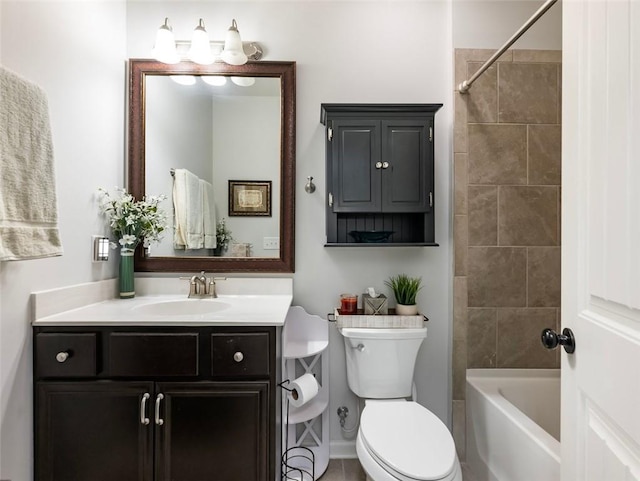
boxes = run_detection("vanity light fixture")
[170,75,197,86]
[151,18,179,64]
[231,76,255,87]
[201,75,227,86]
[188,19,215,65]
[152,17,263,66]
[220,19,248,65]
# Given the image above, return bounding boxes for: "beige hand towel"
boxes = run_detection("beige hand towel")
[172,168,204,250]
[201,179,217,249]
[0,66,63,260]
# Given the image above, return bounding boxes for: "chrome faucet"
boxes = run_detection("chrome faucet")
[181,271,225,298]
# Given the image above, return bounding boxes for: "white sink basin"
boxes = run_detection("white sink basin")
[132,299,230,316]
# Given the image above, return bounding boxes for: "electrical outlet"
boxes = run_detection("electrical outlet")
[263,237,280,250]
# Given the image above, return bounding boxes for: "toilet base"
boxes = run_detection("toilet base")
[356,430,463,481]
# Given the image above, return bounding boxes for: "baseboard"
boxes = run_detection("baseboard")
[329,440,357,459]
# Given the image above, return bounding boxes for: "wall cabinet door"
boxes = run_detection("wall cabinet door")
[330,119,432,214]
[155,381,270,481]
[35,381,154,481]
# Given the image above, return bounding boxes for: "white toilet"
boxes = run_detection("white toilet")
[340,327,462,481]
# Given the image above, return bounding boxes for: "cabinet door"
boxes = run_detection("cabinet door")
[35,381,154,481]
[156,381,270,481]
[381,119,432,212]
[330,119,382,212]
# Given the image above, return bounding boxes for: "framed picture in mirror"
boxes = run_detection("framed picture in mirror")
[229,180,272,216]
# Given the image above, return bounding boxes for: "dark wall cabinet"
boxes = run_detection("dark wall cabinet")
[321,104,442,246]
[33,326,278,481]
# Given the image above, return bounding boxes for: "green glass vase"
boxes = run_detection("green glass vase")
[119,248,135,299]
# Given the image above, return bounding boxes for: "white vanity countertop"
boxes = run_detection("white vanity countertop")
[32,277,293,327]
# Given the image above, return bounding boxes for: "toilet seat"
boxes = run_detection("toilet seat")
[359,401,458,481]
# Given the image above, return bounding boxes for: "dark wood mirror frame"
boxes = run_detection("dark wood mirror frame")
[128,59,296,273]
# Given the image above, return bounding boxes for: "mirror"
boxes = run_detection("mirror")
[128,59,295,273]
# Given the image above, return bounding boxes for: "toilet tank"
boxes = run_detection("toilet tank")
[340,327,427,398]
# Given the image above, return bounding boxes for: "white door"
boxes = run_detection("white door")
[562,0,640,480]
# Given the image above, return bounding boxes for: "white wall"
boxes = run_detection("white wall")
[453,0,562,49]
[126,0,454,456]
[0,1,454,476]
[0,2,126,479]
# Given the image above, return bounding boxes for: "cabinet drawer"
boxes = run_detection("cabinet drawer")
[35,333,97,378]
[108,333,199,377]
[212,333,270,377]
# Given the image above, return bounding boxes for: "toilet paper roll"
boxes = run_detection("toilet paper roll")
[287,373,319,407]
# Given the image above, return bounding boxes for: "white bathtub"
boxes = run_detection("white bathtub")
[466,369,560,481]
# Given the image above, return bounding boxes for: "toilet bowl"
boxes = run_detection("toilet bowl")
[339,328,462,481]
[356,400,462,481]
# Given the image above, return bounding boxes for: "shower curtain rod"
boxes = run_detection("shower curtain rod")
[458,0,558,94]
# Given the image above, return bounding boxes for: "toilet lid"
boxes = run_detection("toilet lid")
[360,402,456,481]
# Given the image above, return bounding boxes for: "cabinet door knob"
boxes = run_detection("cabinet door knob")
[382,161,390,169]
[233,351,244,363]
[56,351,70,363]
[375,162,383,169]
[155,393,164,426]
[140,393,150,425]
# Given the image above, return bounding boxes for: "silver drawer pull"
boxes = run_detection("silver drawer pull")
[155,393,164,426]
[56,351,70,363]
[140,393,150,425]
[233,351,244,363]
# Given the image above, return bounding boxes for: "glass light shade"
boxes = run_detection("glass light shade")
[188,19,214,65]
[220,19,248,65]
[152,18,179,64]
[231,76,255,87]
[202,76,228,86]
[170,75,197,86]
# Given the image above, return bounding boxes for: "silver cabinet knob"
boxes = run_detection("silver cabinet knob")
[382,161,390,169]
[375,162,383,169]
[56,351,70,363]
[233,351,244,363]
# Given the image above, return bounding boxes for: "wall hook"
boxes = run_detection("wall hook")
[305,176,316,194]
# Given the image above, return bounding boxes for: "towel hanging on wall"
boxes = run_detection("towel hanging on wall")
[0,66,63,261]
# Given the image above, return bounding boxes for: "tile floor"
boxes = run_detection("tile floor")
[318,459,366,481]
[317,459,477,481]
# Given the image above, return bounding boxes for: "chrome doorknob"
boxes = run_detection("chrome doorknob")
[541,328,576,354]
[233,352,244,362]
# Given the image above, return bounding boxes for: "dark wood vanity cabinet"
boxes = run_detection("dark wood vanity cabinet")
[321,104,442,246]
[33,326,278,481]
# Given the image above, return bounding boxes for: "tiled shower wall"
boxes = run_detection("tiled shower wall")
[452,49,562,460]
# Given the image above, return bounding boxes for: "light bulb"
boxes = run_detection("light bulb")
[220,19,248,66]
[188,18,214,65]
[152,18,179,64]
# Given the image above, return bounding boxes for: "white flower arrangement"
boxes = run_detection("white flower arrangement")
[216,218,233,250]
[98,187,168,250]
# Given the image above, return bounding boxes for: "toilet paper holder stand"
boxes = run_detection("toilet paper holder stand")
[279,379,317,480]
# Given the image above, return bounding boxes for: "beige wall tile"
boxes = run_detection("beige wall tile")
[454,215,468,276]
[498,186,559,246]
[456,48,513,65]
[454,153,468,214]
[454,94,469,153]
[468,124,527,184]
[468,186,497,246]
[529,125,561,185]
[453,339,467,400]
[468,247,527,307]
[497,308,559,368]
[528,247,561,307]
[512,50,562,63]
[467,62,498,123]
[467,308,497,368]
[498,63,558,124]
[452,400,466,462]
[454,276,468,342]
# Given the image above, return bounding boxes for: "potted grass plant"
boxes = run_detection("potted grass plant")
[385,274,423,315]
